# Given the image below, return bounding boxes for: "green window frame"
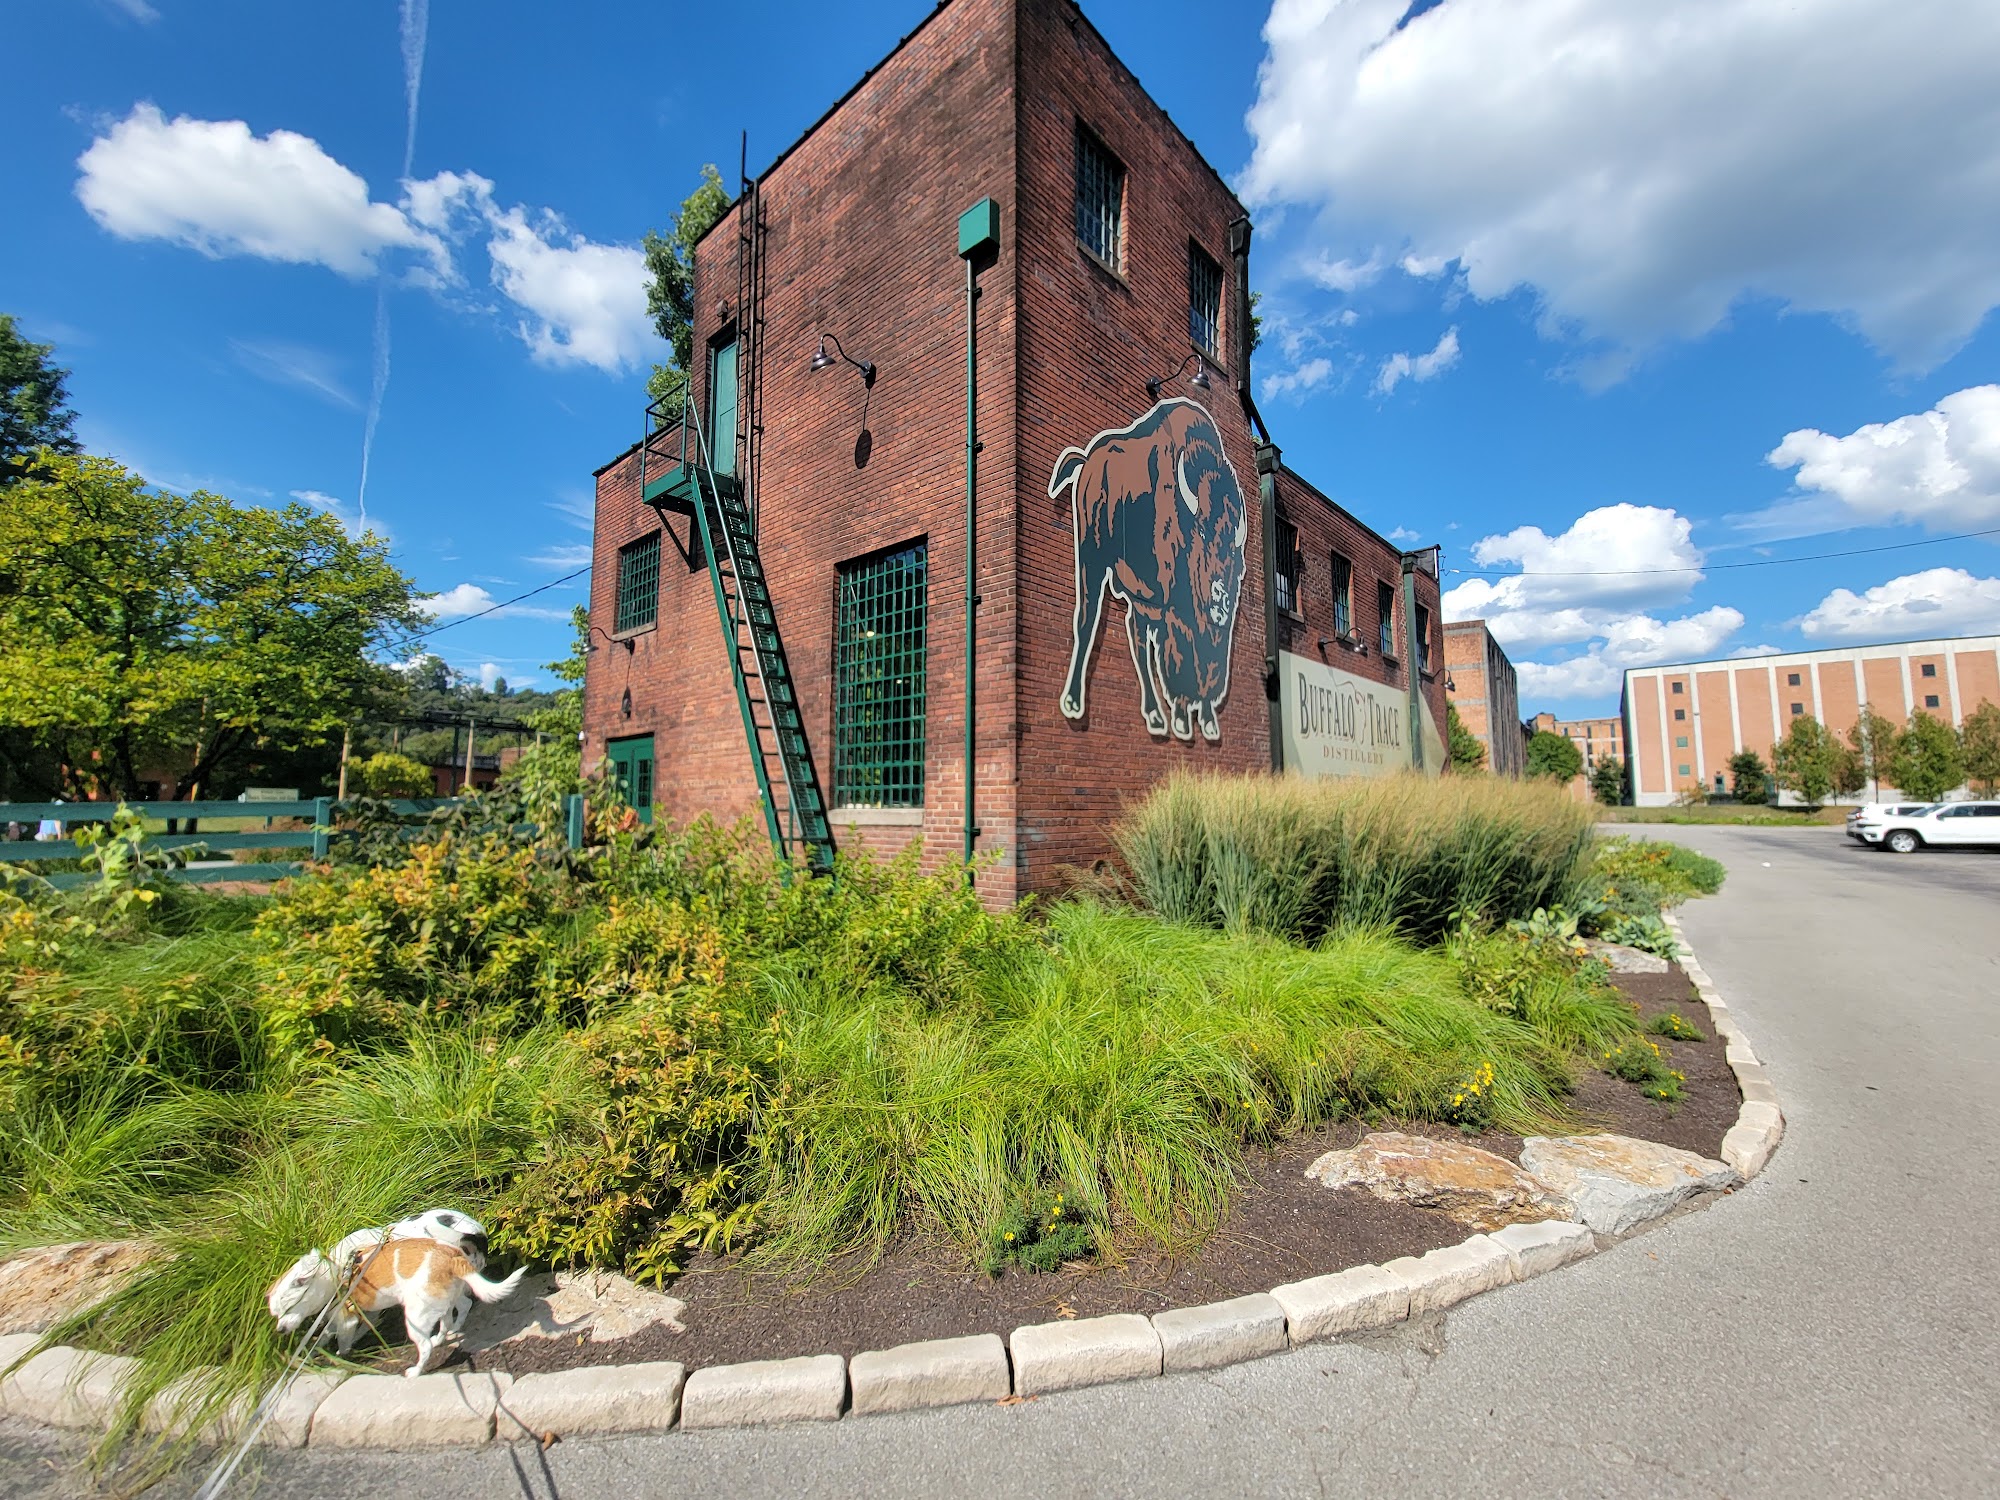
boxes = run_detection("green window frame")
[832,542,927,809]
[1377,580,1397,657]
[1188,241,1222,357]
[615,532,661,634]
[1330,552,1352,637]
[1074,124,1125,271]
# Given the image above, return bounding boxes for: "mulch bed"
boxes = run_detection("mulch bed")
[426,961,1738,1381]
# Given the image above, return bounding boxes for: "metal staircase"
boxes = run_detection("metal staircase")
[639,378,834,876]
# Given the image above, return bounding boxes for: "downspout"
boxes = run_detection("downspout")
[957,200,999,866]
[1229,215,1283,774]
[1400,554,1425,772]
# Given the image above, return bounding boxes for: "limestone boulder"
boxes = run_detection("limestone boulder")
[1305,1131,1572,1231]
[458,1269,686,1352]
[1519,1134,1737,1235]
[1584,941,1671,975]
[0,1242,159,1335]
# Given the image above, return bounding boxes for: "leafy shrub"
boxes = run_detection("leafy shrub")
[1449,921,1635,1056]
[1115,772,1595,946]
[1602,1038,1684,1102]
[1647,1011,1706,1043]
[349,751,433,797]
[1584,838,1724,938]
[1594,910,1675,956]
[983,1186,1093,1275]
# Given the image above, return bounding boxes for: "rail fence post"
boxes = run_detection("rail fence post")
[311,796,331,862]
[565,793,585,850]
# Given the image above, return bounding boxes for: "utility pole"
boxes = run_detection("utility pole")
[336,727,351,801]
[463,716,476,792]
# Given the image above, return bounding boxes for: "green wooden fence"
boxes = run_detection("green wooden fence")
[0,796,587,890]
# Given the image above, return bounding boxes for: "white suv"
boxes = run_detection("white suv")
[1845,803,1932,841]
[1857,801,2000,853]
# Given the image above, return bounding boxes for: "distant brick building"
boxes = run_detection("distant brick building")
[1623,635,2000,805]
[1528,711,1626,774]
[1444,619,1524,775]
[583,0,1444,902]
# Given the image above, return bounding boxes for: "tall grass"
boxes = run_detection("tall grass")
[747,900,1585,1267]
[1117,771,1597,944]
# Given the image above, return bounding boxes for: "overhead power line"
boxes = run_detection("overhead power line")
[1444,524,2000,579]
[392,565,591,649]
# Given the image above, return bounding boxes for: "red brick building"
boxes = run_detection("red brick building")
[1443,618,1524,776]
[584,0,1445,902]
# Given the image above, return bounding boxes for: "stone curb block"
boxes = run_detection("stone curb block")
[1724,1042,1759,1071]
[1381,1235,1515,1316]
[498,1361,685,1440]
[0,1346,137,1428]
[1488,1219,1596,1280]
[1152,1294,1287,1373]
[145,1368,348,1448]
[309,1372,511,1448]
[1721,1101,1785,1179]
[849,1335,1009,1416]
[1010,1313,1160,1396]
[1269,1263,1410,1345]
[679,1354,846,1429]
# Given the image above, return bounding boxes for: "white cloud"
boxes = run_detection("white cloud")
[484,204,654,372]
[1374,327,1459,396]
[1517,608,1747,702]
[102,0,160,22]
[526,542,592,569]
[1303,252,1384,293]
[1760,385,2000,533]
[1447,503,1703,622]
[1387,526,1420,544]
[76,105,441,277]
[289,488,382,540]
[1798,567,2000,642]
[1260,356,1335,403]
[418,582,570,623]
[477,662,504,691]
[231,338,359,410]
[1243,0,2000,368]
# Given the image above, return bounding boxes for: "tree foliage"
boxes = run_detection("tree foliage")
[1446,701,1486,772]
[350,752,433,798]
[1590,756,1626,806]
[1961,702,2000,796]
[1845,705,1900,799]
[1892,710,1966,802]
[642,166,731,411]
[0,453,420,799]
[1525,730,1582,782]
[1,314,80,484]
[1727,749,1770,805]
[1770,715,1842,806]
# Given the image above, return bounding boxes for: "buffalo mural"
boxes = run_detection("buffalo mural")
[1050,398,1248,740]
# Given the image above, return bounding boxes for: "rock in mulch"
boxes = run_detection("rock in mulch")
[1305,1131,1573,1232]
[0,1242,159,1335]
[457,1269,687,1352]
[1519,1134,1737,1235]
[1586,941,1671,974]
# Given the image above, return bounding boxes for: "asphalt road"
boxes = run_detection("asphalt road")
[6,825,1997,1498]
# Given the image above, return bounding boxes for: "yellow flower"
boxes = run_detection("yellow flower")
[1004,1232,1015,1241]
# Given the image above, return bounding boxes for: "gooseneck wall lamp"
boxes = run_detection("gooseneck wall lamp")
[808,332,876,388]
[585,622,634,654]
[1145,352,1213,403]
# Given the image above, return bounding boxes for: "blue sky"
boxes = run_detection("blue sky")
[6,0,1998,712]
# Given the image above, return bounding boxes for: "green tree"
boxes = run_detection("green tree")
[1891,710,1966,802]
[1727,749,1770,804]
[1846,705,1900,800]
[1446,701,1487,771]
[350,750,434,797]
[0,452,419,799]
[642,165,731,412]
[1,314,81,484]
[1960,701,2000,796]
[1590,756,1627,806]
[1770,715,1841,806]
[1526,730,1582,782]
[496,606,590,820]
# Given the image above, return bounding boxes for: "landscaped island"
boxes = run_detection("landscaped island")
[0,772,1725,1463]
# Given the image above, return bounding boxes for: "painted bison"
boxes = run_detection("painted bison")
[1050,398,1248,740]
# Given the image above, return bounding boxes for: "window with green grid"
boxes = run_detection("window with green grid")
[615,532,661,633]
[833,542,927,808]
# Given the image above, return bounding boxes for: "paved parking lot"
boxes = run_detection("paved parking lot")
[5,824,1997,1498]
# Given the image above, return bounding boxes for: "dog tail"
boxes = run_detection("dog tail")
[463,1265,526,1304]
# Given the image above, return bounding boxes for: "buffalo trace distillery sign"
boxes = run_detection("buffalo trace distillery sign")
[1279,650,1444,779]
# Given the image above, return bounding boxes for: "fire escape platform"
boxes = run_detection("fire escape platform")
[642,463,741,514]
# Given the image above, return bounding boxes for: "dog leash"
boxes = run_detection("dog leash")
[189,1235,389,1500]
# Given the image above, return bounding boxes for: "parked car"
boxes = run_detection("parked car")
[1845,803,1933,841]
[1853,801,2000,853]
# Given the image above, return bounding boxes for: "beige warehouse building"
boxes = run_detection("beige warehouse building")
[1622,634,2000,805]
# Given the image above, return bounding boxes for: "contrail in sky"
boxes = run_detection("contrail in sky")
[358,0,430,531]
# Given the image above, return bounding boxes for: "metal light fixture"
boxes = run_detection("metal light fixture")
[1145,352,1213,402]
[809,332,876,387]
[585,622,634,655]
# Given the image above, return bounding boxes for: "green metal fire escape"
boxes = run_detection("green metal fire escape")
[637,175,833,878]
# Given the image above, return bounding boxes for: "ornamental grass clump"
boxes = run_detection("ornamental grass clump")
[1114,771,1596,945]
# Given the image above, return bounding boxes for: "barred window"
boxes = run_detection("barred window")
[614,532,661,634]
[1415,602,1433,675]
[1377,580,1397,657]
[1075,125,1125,271]
[1188,242,1222,357]
[833,542,928,809]
[1330,552,1352,637]
[1274,519,1301,615]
